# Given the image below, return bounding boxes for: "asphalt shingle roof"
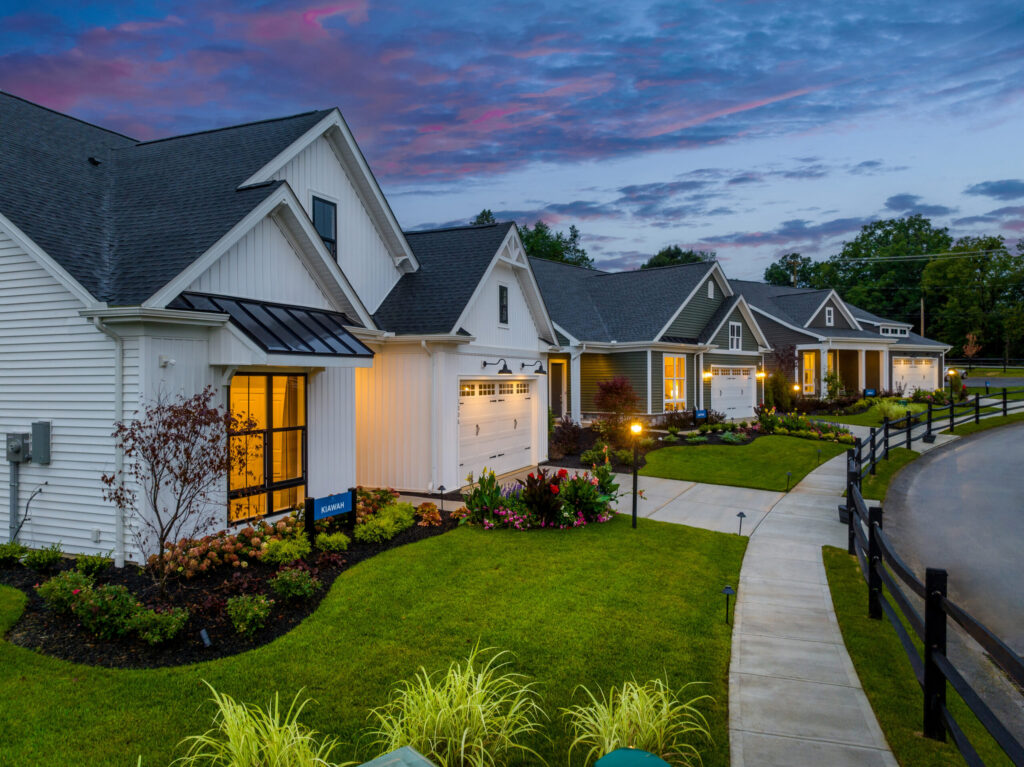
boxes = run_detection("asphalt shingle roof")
[1,91,330,305]
[727,279,834,327]
[697,295,741,344]
[372,222,516,335]
[531,258,714,343]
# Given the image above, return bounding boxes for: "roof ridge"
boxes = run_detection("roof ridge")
[527,255,608,275]
[595,260,715,277]
[405,221,513,235]
[133,109,328,146]
[0,89,137,141]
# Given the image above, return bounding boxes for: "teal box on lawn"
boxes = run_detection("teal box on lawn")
[313,489,354,521]
[596,749,671,766]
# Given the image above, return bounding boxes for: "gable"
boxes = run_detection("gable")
[661,268,729,341]
[461,259,543,349]
[188,216,333,310]
[271,135,402,313]
[809,296,854,329]
[753,310,819,346]
[713,306,760,351]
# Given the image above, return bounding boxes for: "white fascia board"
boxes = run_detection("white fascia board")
[375,333,475,345]
[892,344,952,352]
[749,305,824,341]
[239,109,418,272]
[265,353,373,368]
[701,296,772,351]
[652,261,721,341]
[141,185,374,328]
[80,306,229,327]
[804,290,862,330]
[0,212,102,309]
[552,322,580,347]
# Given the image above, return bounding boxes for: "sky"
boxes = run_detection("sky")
[2,0,1022,277]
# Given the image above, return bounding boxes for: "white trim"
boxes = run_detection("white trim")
[708,363,758,417]
[0,211,102,308]
[825,306,834,327]
[706,349,762,357]
[728,321,742,351]
[803,290,862,331]
[80,306,230,327]
[652,262,730,342]
[662,353,687,412]
[239,109,418,271]
[497,281,510,327]
[749,305,823,340]
[708,280,715,300]
[702,296,773,350]
[646,349,652,414]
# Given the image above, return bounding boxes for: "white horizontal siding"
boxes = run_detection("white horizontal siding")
[189,216,333,310]
[355,347,432,491]
[0,227,130,556]
[272,135,401,313]
[308,367,359,497]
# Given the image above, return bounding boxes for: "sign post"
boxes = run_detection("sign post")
[306,487,357,555]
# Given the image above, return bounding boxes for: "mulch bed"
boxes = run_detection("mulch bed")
[0,513,457,669]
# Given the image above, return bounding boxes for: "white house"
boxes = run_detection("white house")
[0,93,553,563]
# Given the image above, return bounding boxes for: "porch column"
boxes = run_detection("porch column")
[646,350,652,415]
[882,351,890,391]
[570,351,582,423]
[858,349,866,393]
[821,345,829,395]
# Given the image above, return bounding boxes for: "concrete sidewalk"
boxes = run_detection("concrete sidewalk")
[729,454,897,766]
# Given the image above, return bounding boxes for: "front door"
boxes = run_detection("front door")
[549,362,564,417]
[802,351,816,394]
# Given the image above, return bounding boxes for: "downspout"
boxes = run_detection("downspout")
[421,340,437,492]
[93,318,126,568]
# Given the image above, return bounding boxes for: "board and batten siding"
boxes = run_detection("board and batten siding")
[189,217,333,310]
[663,275,724,339]
[272,135,401,314]
[809,296,854,329]
[307,367,359,498]
[712,306,760,352]
[461,261,542,350]
[580,352,648,413]
[703,352,764,412]
[0,227,133,555]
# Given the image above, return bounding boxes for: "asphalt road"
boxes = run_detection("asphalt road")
[886,422,1024,654]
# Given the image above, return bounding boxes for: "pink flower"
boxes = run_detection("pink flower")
[72,589,81,595]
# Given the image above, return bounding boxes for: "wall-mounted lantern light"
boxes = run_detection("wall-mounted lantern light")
[756,370,766,379]
[521,360,547,374]
[702,370,713,380]
[792,383,801,392]
[482,358,513,375]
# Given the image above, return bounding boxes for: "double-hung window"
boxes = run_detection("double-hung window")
[663,356,686,411]
[729,322,742,351]
[312,197,337,259]
[498,284,509,325]
[228,374,307,523]
[825,306,834,327]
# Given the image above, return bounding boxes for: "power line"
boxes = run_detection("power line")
[840,248,1020,263]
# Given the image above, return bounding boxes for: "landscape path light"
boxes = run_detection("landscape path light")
[630,421,642,529]
[785,470,793,491]
[736,511,746,535]
[722,585,736,624]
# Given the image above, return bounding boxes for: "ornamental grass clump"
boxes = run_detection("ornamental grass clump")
[366,646,546,767]
[173,683,339,767]
[563,678,712,767]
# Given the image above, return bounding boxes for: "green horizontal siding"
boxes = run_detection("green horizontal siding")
[651,351,663,412]
[712,306,760,352]
[665,275,722,339]
[580,351,648,413]
[809,297,854,329]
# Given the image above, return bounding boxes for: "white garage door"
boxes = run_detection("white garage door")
[459,380,534,481]
[711,367,756,419]
[893,357,937,394]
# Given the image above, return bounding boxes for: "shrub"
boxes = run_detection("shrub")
[638,436,656,449]
[661,434,679,444]
[367,646,545,767]
[0,541,28,567]
[354,503,416,543]
[549,416,583,458]
[159,512,301,579]
[516,469,563,527]
[685,435,709,444]
[580,442,610,467]
[225,594,273,638]
[594,377,640,419]
[697,424,711,434]
[22,542,63,573]
[719,431,748,444]
[563,678,713,767]
[316,532,350,552]
[764,371,793,411]
[463,470,504,523]
[76,551,113,577]
[661,410,695,430]
[614,448,635,467]
[355,486,401,525]
[269,568,321,601]
[262,536,311,565]
[72,584,139,639]
[175,684,338,767]
[36,570,94,614]
[558,472,612,526]
[416,502,443,527]
[129,606,189,645]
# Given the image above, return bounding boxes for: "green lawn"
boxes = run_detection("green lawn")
[942,411,1024,436]
[815,401,927,427]
[823,547,1012,767]
[641,435,847,492]
[0,520,746,767]
[851,448,919,503]
[957,366,1024,378]
[966,386,1024,401]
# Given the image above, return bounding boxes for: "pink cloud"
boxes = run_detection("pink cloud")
[217,1,368,43]
[471,107,520,125]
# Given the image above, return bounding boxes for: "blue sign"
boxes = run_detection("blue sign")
[695,409,708,419]
[865,388,877,397]
[313,490,354,521]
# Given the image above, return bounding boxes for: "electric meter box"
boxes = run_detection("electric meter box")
[31,421,51,465]
[5,433,31,463]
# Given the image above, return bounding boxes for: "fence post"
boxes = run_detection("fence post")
[926,402,933,440]
[1003,388,1008,417]
[869,427,877,474]
[906,413,913,449]
[974,393,980,424]
[949,399,955,433]
[882,416,890,460]
[923,567,949,741]
[847,483,856,555]
[853,438,863,491]
[868,505,884,620]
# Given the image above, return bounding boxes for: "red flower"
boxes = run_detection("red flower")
[557,468,568,479]
[528,472,535,480]
[550,484,559,494]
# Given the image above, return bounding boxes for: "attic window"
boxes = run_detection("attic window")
[498,284,509,325]
[825,306,834,327]
[729,322,742,351]
[312,197,337,259]
[707,281,714,299]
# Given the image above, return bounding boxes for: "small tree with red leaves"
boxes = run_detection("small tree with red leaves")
[594,376,641,444]
[963,332,982,366]
[102,387,256,591]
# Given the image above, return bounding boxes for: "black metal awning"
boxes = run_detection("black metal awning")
[170,292,373,358]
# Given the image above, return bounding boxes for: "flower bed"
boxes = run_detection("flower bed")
[461,463,621,530]
[755,406,857,444]
[0,490,456,668]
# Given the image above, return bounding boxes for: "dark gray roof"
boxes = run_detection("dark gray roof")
[531,258,714,343]
[372,222,516,335]
[893,331,948,348]
[0,91,330,305]
[848,304,912,327]
[727,279,834,327]
[696,295,741,344]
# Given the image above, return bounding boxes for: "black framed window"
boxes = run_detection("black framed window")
[312,197,337,259]
[498,284,509,324]
[228,373,307,523]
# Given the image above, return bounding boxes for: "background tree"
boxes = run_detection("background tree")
[472,209,496,225]
[762,253,828,288]
[518,221,593,268]
[827,215,952,330]
[641,245,715,269]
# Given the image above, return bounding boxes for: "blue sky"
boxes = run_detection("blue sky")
[2,0,1022,277]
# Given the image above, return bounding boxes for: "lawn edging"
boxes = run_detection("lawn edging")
[823,546,1012,767]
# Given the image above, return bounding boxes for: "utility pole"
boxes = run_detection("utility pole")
[920,295,925,336]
